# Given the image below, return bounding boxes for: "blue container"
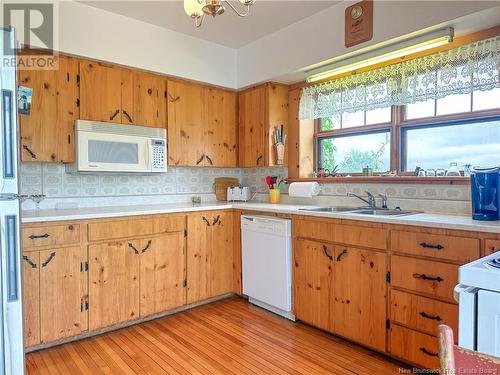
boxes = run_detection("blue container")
[470,167,499,221]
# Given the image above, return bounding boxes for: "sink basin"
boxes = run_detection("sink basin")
[298,206,359,213]
[349,209,419,216]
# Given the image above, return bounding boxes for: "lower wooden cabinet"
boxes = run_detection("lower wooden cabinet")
[333,246,387,351]
[293,239,333,332]
[22,246,87,346]
[140,233,186,316]
[390,325,440,370]
[89,240,140,330]
[187,211,234,303]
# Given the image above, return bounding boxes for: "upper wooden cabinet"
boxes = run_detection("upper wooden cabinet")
[239,82,289,167]
[167,80,238,167]
[79,62,167,128]
[19,54,78,162]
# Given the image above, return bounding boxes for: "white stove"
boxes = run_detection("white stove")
[457,250,500,357]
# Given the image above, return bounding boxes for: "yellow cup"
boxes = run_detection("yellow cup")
[269,189,281,204]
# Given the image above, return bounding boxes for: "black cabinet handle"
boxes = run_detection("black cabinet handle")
[419,347,438,357]
[212,215,221,226]
[167,92,180,103]
[336,249,348,262]
[23,145,37,159]
[256,155,263,166]
[29,233,49,240]
[413,273,444,282]
[202,216,211,226]
[128,242,139,254]
[22,255,37,269]
[322,245,333,261]
[205,155,213,165]
[122,110,133,123]
[110,109,120,121]
[141,240,152,253]
[41,252,56,268]
[196,154,205,165]
[420,242,444,250]
[419,311,442,321]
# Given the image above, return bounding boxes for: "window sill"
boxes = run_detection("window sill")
[287,176,470,185]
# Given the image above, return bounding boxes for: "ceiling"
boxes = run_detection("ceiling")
[81,0,340,48]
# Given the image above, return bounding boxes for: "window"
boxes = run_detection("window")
[318,130,391,173]
[402,118,500,172]
[315,86,500,176]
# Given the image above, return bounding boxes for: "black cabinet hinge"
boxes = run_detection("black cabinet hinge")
[386,271,391,283]
[76,98,80,107]
[76,74,80,84]
[80,261,88,272]
[386,319,390,329]
[184,229,187,237]
[183,280,187,288]
[67,72,70,82]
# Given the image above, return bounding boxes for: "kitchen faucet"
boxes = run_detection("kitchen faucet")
[347,191,376,208]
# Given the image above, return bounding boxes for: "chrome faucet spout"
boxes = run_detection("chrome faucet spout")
[347,192,376,208]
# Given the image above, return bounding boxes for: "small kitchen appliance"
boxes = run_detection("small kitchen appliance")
[456,250,500,357]
[227,186,251,202]
[470,167,499,221]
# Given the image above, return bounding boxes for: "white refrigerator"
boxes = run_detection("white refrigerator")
[0,26,25,374]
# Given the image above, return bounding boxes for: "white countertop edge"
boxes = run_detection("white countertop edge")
[21,202,500,234]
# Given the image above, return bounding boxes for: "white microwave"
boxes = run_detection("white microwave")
[68,120,167,173]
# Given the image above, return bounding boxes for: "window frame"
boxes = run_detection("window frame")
[314,104,500,177]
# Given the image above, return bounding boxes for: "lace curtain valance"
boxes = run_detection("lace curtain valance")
[299,36,500,120]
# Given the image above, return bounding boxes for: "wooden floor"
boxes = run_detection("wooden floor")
[26,297,406,375]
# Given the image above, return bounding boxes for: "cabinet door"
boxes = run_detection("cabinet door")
[333,247,387,351]
[140,234,186,316]
[79,62,123,123]
[167,80,206,166]
[206,88,237,167]
[88,240,140,330]
[186,213,211,303]
[19,54,78,162]
[208,212,234,297]
[39,247,87,343]
[130,72,167,128]
[238,85,266,167]
[293,239,333,331]
[22,251,40,347]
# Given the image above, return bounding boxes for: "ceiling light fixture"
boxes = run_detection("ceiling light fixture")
[306,28,454,83]
[184,0,255,28]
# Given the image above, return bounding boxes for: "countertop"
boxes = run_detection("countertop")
[22,202,500,234]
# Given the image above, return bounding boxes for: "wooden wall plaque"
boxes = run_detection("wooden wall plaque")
[345,0,373,48]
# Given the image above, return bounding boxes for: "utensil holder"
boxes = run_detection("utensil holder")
[269,189,281,204]
[275,143,285,166]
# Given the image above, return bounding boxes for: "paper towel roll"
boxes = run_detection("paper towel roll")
[288,182,321,198]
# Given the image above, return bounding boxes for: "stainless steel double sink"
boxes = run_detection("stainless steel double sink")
[298,206,419,217]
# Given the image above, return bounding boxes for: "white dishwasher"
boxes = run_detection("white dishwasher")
[241,215,295,321]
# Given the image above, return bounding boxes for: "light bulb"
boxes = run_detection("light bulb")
[184,0,204,18]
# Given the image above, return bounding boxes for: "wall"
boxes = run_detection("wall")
[237,1,500,87]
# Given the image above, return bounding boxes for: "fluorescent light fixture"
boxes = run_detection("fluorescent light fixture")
[306,28,454,83]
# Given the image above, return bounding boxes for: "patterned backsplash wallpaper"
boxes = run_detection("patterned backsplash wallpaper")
[20,163,471,215]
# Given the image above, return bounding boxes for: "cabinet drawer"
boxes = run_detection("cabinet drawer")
[152,214,185,234]
[485,239,500,256]
[88,217,153,242]
[391,290,458,337]
[294,219,387,250]
[23,224,80,249]
[390,230,479,263]
[390,325,439,370]
[391,256,458,301]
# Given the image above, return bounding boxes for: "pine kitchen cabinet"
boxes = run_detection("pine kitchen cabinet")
[167,80,238,167]
[80,62,167,128]
[186,211,234,303]
[18,53,78,162]
[238,82,289,167]
[21,222,87,346]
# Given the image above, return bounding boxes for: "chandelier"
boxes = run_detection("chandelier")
[184,0,256,28]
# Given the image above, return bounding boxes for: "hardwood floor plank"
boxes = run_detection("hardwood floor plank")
[27,297,406,375]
